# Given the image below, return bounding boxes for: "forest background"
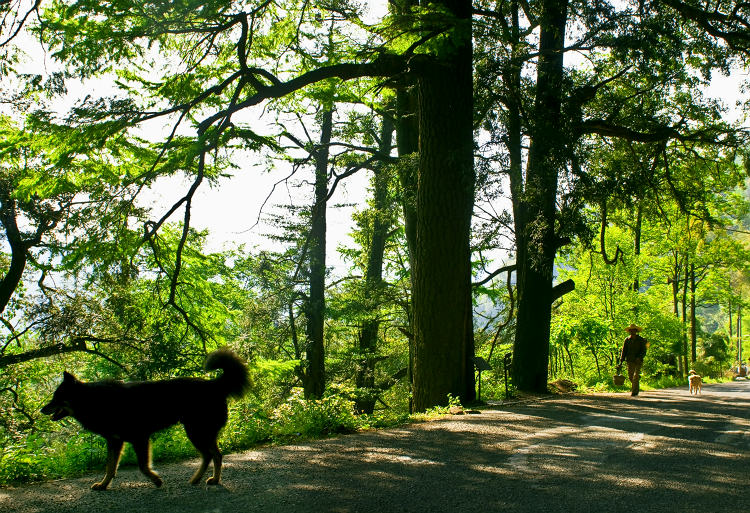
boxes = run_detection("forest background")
[0,0,749,485]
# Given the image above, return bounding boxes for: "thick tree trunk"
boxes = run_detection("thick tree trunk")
[511,0,569,393]
[356,115,394,414]
[411,0,475,411]
[304,108,333,399]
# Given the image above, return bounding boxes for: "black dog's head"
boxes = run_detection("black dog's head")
[41,371,80,421]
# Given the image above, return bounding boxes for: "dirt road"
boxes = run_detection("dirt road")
[3,381,749,512]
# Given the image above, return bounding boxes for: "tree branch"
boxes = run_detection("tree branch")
[551,279,575,303]
[0,0,41,47]
[600,200,624,265]
[472,264,517,288]
[1,338,77,368]
[196,54,407,134]
[660,0,750,53]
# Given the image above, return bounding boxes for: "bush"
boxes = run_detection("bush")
[270,389,358,440]
[0,439,49,483]
[0,430,108,485]
[223,402,273,451]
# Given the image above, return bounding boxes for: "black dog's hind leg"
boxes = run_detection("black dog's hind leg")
[205,439,223,485]
[185,425,223,485]
[132,438,163,487]
[92,439,124,491]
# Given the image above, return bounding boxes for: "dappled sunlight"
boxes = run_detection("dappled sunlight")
[359,449,445,467]
[469,463,514,477]
[598,474,664,489]
[231,449,272,463]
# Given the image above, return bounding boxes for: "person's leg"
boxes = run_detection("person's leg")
[627,361,635,383]
[628,360,642,395]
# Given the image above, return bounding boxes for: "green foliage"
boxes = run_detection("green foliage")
[270,389,358,440]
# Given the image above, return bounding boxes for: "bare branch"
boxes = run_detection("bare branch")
[0,0,41,47]
[473,264,517,288]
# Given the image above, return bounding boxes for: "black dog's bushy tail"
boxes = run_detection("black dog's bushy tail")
[205,348,251,399]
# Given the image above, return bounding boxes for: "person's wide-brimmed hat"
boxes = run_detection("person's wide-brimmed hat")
[624,323,643,332]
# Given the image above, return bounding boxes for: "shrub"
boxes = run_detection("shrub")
[270,389,358,440]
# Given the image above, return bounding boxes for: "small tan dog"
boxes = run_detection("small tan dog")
[688,369,702,395]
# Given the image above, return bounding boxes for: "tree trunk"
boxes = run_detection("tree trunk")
[681,257,689,375]
[738,305,742,365]
[395,40,419,412]
[505,0,523,230]
[304,108,333,399]
[671,253,680,373]
[511,0,569,393]
[356,115,394,414]
[591,348,601,378]
[633,203,642,291]
[411,0,475,411]
[0,194,31,315]
[690,263,697,363]
[563,343,574,378]
[0,240,27,315]
[396,87,418,262]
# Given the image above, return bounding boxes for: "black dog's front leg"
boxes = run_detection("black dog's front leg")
[92,439,124,491]
[132,438,163,487]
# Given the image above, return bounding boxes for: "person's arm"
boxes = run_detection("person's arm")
[620,339,627,364]
[638,337,648,360]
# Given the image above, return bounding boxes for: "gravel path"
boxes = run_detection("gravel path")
[3,381,749,513]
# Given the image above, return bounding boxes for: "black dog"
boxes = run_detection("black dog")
[41,348,249,490]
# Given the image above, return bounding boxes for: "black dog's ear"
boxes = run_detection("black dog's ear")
[63,371,78,383]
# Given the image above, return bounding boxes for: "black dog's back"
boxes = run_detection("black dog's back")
[68,377,230,441]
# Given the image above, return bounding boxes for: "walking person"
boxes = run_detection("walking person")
[620,323,648,396]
